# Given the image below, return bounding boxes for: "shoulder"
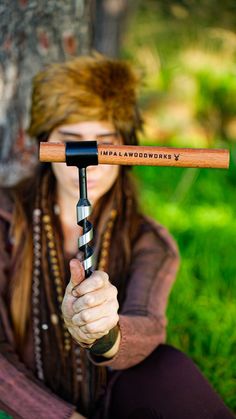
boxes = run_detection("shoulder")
[133,215,179,261]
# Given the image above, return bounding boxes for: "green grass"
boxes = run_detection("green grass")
[0,412,12,419]
[121,3,236,409]
[133,151,236,412]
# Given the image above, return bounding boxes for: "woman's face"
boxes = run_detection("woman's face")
[48,121,121,205]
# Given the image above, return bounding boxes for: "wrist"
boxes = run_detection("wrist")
[89,324,120,356]
[100,328,121,358]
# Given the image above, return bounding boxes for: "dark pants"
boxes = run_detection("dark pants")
[94,344,235,419]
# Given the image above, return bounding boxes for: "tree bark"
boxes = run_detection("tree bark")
[0,0,92,185]
[92,0,130,57]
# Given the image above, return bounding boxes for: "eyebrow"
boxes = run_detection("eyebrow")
[58,130,118,138]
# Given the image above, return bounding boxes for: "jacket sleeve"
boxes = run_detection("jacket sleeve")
[0,213,75,419]
[90,217,180,370]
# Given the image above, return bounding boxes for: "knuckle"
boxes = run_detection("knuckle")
[95,270,109,285]
[93,274,103,288]
[108,300,118,315]
[86,333,97,339]
[72,315,79,326]
[79,329,87,340]
[86,323,95,333]
[81,310,90,322]
[102,271,109,282]
[84,294,94,307]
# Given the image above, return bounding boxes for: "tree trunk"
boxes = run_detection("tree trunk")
[92,0,130,57]
[0,0,92,185]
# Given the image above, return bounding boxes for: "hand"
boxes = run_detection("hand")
[62,259,119,347]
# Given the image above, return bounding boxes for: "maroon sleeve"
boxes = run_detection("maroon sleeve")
[89,217,180,370]
[0,211,75,419]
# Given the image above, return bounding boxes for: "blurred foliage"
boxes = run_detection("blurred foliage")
[122,0,236,412]
[0,412,12,419]
[133,153,236,411]
[122,0,236,148]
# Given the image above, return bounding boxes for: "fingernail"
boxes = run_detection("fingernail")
[72,286,79,297]
[70,260,77,270]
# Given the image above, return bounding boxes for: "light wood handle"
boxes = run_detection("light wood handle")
[39,142,66,162]
[39,143,230,169]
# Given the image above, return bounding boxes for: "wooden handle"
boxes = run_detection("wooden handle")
[39,142,66,162]
[39,142,230,169]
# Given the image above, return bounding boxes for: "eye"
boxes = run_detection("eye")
[57,136,83,143]
[98,140,114,145]
[96,134,119,145]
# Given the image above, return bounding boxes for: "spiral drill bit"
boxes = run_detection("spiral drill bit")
[77,167,94,278]
[65,140,98,278]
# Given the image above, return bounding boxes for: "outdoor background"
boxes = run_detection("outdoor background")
[122,1,236,412]
[0,0,235,414]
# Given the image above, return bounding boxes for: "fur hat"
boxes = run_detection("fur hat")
[28,54,143,143]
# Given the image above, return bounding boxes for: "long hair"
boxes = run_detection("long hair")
[9,169,39,348]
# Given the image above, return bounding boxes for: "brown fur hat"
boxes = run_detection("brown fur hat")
[28,54,143,142]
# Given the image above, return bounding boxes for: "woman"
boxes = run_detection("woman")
[0,55,234,419]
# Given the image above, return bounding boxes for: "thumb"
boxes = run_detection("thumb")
[62,259,85,321]
[69,258,85,290]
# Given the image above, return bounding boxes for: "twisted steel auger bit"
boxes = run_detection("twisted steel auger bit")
[65,141,98,278]
[39,141,230,278]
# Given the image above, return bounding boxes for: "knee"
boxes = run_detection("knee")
[127,344,195,379]
[109,344,194,394]
[108,343,207,402]
[151,343,195,372]
[107,345,234,419]
[145,344,207,387]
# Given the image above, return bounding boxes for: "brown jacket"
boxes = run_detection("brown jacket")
[0,191,179,418]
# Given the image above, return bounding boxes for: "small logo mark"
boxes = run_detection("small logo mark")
[174,154,180,161]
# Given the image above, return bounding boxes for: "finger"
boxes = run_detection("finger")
[69,258,85,292]
[68,324,107,343]
[72,287,108,313]
[72,300,119,326]
[73,270,109,297]
[61,259,84,323]
[67,326,95,345]
[62,260,85,319]
[79,315,119,335]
